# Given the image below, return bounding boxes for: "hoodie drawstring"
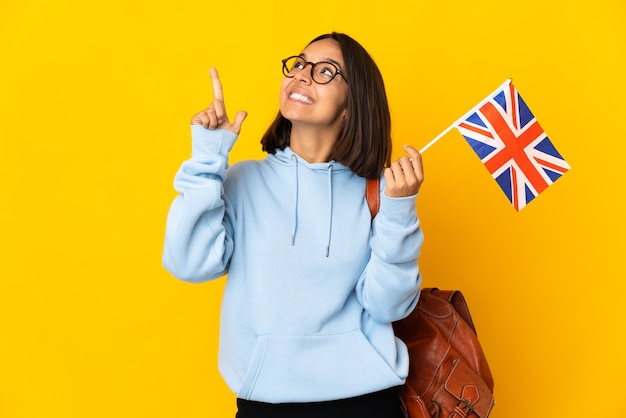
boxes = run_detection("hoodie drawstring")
[325,164,334,257]
[291,154,299,246]
[289,153,334,257]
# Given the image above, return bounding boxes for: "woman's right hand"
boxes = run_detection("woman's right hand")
[191,68,247,134]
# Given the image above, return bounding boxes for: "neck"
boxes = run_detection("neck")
[289,126,338,163]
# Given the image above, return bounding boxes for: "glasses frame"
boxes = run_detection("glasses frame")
[281,56,347,85]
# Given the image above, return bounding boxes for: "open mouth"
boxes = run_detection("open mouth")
[289,92,313,104]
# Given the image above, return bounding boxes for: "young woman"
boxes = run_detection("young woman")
[163,32,424,418]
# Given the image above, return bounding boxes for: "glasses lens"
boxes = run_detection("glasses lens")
[312,62,337,84]
[283,56,304,77]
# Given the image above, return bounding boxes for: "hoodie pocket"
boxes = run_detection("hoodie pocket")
[237,330,404,402]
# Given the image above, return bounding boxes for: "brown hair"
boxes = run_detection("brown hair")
[260,32,391,179]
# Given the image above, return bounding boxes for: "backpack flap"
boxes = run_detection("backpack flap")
[442,358,495,418]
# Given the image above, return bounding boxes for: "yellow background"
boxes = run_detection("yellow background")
[1,0,624,417]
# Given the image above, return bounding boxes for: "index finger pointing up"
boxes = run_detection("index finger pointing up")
[210,67,224,102]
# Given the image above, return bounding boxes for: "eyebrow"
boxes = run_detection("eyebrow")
[300,53,344,71]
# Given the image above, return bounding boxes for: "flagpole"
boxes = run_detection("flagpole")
[419,78,512,154]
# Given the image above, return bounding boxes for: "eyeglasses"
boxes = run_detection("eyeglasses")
[281,56,347,85]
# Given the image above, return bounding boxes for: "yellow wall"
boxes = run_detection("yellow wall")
[1,1,624,417]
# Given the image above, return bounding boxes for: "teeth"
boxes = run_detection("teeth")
[290,93,312,104]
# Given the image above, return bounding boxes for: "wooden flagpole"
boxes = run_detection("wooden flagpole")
[419,78,512,154]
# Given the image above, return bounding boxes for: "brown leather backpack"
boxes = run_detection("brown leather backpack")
[393,289,495,418]
[366,179,495,418]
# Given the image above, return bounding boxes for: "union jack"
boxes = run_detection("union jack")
[456,81,570,211]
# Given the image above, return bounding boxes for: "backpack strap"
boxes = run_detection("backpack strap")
[366,178,380,220]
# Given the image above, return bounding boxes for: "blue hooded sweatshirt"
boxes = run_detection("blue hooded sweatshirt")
[163,126,423,403]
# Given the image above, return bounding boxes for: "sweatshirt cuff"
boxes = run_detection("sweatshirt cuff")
[190,125,238,158]
[379,193,418,226]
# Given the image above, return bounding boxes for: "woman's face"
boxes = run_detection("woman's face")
[279,38,348,133]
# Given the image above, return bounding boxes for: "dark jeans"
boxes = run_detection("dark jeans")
[236,386,405,418]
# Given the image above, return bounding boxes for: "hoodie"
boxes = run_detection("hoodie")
[163,126,424,403]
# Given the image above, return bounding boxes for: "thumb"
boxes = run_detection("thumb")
[231,110,248,134]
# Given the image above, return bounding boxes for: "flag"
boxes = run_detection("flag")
[456,80,570,211]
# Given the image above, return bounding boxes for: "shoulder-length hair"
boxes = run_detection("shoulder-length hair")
[260,32,391,179]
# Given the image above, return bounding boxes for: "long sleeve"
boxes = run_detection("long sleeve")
[162,126,238,283]
[356,191,423,323]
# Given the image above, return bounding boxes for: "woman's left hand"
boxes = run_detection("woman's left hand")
[383,145,424,198]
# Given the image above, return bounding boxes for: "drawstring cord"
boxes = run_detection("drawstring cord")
[325,164,333,257]
[291,154,298,246]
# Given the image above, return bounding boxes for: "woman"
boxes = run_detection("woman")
[163,32,424,417]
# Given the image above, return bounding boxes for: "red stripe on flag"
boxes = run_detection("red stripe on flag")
[480,102,549,194]
[458,122,494,139]
[509,83,518,130]
[533,157,569,174]
[511,166,520,210]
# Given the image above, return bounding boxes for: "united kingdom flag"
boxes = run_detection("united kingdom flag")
[456,81,570,211]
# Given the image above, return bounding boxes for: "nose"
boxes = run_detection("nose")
[293,63,313,84]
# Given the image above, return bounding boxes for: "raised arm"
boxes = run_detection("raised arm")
[162,69,247,282]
